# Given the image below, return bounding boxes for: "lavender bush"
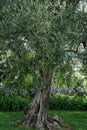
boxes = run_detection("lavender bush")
[0,85,28,97]
[50,87,87,97]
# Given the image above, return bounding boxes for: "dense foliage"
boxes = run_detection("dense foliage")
[0,0,87,88]
[1,93,87,111]
[49,96,87,111]
[0,0,87,129]
[0,96,29,111]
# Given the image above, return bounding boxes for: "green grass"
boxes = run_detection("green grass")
[49,111,87,130]
[0,111,87,130]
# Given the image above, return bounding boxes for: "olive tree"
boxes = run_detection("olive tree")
[0,0,87,129]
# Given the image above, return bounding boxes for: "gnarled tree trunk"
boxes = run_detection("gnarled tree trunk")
[22,71,72,130]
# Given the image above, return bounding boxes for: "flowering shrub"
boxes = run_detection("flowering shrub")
[0,85,87,111]
[0,94,87,111]
[0,85,29,97]
[0,85,34,111]
[50,87,87,97]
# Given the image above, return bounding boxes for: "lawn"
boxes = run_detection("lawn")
[0,111,87,130]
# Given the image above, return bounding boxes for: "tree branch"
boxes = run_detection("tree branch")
[60,0,80,8]
[64,49,78,54]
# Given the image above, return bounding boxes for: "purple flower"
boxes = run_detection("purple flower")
[56,88,61,93]
[50,88,61,93]
[4,88,12,96]
[69,89,76,94]
[50,88,55,93]
[61,88,69,95]
[0,85,4,90]
[85,89,87,95]
[21,89,28,96]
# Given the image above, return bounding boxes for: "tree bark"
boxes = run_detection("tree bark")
[23,71,52,129]
[21,70,73,130]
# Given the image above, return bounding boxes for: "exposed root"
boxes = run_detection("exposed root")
[10,119,24,126]
[11,88,73,130]
[10,102,73,130]
[26,115,73,130]
[11,115,73,130]
[47,116,73,130]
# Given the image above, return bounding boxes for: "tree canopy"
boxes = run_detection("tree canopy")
[0,0,87,86]
[0,0,87,129]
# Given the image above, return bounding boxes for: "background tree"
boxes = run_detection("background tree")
[0,0,87,130]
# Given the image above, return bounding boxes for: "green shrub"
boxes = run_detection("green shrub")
[49,96,87,111]
[0,95,29,111]
[0,94,87,111]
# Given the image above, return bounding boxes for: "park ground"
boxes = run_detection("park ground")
[0,111,87,130]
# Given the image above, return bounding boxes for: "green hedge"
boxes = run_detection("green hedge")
[49,96,87,111]
[0,95,29,111]
[0,95,87,111]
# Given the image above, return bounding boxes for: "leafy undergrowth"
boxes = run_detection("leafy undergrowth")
[0,111,87,130]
